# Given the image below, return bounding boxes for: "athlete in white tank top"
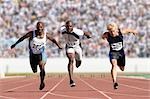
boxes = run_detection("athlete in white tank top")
[30,30,47,54]
[59,20,92,87]
[11,22,62,90]
[60,26,84,48]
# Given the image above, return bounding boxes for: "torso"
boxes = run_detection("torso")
[29,30,47,54]
[60,26,84,48]
[107,29,124,52]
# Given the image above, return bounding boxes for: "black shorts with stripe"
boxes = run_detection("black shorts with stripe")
[109,51,125,66]
[29,52,47,73]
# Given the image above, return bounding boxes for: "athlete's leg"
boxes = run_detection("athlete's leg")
[39,61,46,90]
[118,55,125,71]
[66,48,75,87]
[75,46,82,68]
[29,53,38,73]
[110,59,118,83]
[38,53,47,90]
[110,59,119,89]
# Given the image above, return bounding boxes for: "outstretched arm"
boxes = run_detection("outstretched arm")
[102,32,108,40]
[84,32,92,38]
[11,32,31,49]
[46,33,63,49]
[121,28,138,35]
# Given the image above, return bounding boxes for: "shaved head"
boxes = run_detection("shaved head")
[65,20,73,33]
[36,21,44,33]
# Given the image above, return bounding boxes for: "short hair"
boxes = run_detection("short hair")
[107,22,118,30]
[37,21,44,26]
[65,20,73,25]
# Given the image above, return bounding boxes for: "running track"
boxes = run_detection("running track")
[0,74,149,99]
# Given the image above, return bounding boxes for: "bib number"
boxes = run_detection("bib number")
[111,42,123,51]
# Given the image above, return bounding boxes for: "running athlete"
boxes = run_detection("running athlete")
[101,22,137,89]
[11,22,62,90]
[59,20,92,87]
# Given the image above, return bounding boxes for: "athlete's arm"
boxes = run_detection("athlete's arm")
[11,32,32,49]
[84,32,92,38]
[46,33,63,49]
[121,28,138,35]
[102,32,108,40]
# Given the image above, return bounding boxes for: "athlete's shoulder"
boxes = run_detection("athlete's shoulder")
[102,32,109,39]
[73,28,84,35]
[59,26,66,33]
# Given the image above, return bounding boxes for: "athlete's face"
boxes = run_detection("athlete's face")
[36,22,44,33]
[66,22,73,33]
[107,24,118,35]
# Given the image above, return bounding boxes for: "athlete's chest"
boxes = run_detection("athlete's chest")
[108,35,123,44]
[63,32,79,41]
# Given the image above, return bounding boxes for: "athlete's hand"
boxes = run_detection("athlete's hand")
[58,45,63,50]
[11,44,16,49]
[87,35,92,39]
[133,30,138,35]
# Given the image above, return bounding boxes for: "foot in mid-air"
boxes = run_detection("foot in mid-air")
[76,60,81,68]
[113,82,119,89]
[39,82,45,90]
[70,80,76,87]
[119,66,125,71]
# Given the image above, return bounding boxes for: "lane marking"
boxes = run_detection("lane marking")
[40,76,66,99]
[94,77,150,92]
[49,92,99,99]
[119,77,150,84]
[5,83,33,92]
[78,77,112,99]
[0,95,16,99]
[4,77,37,92]
[89,77,150,97]
[103,91,150,98]
[0,77,34,86]
[4,76,52,92]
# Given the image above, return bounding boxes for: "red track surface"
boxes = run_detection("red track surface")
[0,75,149,99]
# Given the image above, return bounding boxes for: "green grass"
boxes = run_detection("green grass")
[4,72,150,79]
[124,73,150,79]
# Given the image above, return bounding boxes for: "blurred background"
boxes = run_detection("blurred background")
[0,0,149,58]
[0,0,150,75]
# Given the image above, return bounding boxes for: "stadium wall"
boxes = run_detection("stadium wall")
[0,58,150,73]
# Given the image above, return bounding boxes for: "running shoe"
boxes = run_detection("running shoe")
[39,82,45,90]
[70,80,76,87]
[76,60,81,68]
[114,82,119,89]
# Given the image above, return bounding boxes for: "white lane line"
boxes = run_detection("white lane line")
[119,77,150,84]
[78,77,112,99]
[40,76,66,99]
[94,78,150,92]
[4,77,37,92]
[89,77,150,97]
[120,83,150,91]
[5,83,33,92]
[49,92,99,99]
[0,77,34,86]
[103,91,150,98]
[0,95,16,99]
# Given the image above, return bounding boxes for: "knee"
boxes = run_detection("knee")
[69,59,74,65]
[111,65,117,70]
[33,70,37,73]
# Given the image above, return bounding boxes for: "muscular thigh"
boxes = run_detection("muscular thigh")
[117,54,125,66]
[74,46,82,60]
[66,48,75,60]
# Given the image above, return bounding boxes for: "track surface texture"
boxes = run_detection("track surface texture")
[0,74,150,99]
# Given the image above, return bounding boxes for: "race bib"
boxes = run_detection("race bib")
[30,41,45,54]
[111,42,123,51]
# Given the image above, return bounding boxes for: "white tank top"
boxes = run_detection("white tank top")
[60,26,84,47]
[30,30,47,54]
